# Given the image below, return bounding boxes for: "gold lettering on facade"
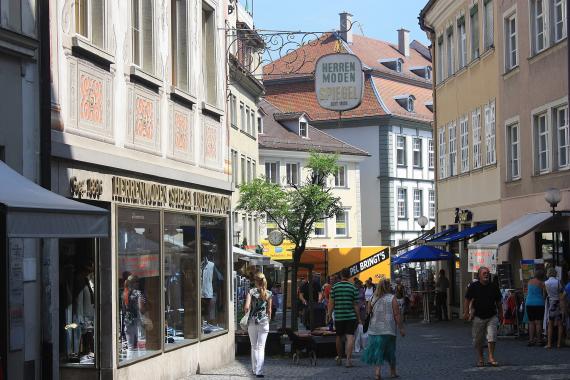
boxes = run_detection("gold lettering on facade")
[70,176,102,199]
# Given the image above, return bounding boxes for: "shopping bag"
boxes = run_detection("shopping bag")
[353,323,364,353]
[239,311,250,330]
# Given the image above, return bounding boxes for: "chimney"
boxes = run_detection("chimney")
[398,28,410,57]
[339,11,353,44]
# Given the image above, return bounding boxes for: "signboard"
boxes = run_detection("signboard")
[328,246,390,281]
[468,248,497,274]
[315,53,364,111]
[261,239,295,260]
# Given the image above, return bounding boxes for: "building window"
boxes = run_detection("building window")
[231,149,238,184]
[425,66,432,80]
[335,210,349,237]
[246,107,251,135]
[299,121,308,138]
[556,105,569,169]
[252,161,256,178]
[507,123,520,180]
[413,138,422,167]
[239,103,245,131]
[532,0,546,53]
[257,116,263,134]
[553,0,567,42]
[504,12,517,70]
[314,215,326,237]
[202,2,217,105]
[428,190,435,219]
[438,128,447,179]
[334,165,347,187]
[413,189,423,219]
[407,97,415,112]
[132,0,154,74]
[458,17,467,69]
[470,4,480,59]
[172,0,189,91]
[446,27,454,77]
[75,0,106,49]
[460,116,469,173]
[251,111,256,138]
[164,213,198,348]
[397,188,407,219]
[118,208,161,363]
[247,158,252,183]
[286,162,299,186]
[472,108,482,169]
[485,101,496,165]
[230,95,237,128]
[266,217,277,236]
[265,161,279,184]
[241,156,246,185]
[396,135,406,166]
[428,139,434,168]
[437,35,444,82]
[483,0,494,50]
[534,113,550,173]
[448,122,457,176]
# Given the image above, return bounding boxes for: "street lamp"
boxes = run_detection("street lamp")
[417,215,429,233]
[233,222,243,246]
[544,187,561,215]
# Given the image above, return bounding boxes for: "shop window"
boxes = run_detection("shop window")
[536,231,569,266]
[59,239,96,365]
[117,208,161,363]
[200,216,228,336]
[164,212,198,348]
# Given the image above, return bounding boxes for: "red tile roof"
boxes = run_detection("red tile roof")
[371,77,433,122]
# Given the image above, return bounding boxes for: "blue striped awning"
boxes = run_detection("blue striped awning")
[431,224,496,243]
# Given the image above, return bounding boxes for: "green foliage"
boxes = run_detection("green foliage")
[237,152,342,261]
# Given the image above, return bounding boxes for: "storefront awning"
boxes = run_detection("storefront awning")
[430,223,496,244]
[468,212,553,250]
[0,162,109,238]
[232,246,271,265]
[425,226,457,242]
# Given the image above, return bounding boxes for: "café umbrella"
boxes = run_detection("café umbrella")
[393,245,456,265]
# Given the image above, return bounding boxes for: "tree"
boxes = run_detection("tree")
[237,152,343,330]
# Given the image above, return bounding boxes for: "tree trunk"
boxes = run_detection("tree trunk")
[291,259,299,331]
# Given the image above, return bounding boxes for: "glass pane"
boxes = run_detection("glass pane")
[76,0,89,38]
[132,0,141,66]
[142,0,154,73]
[175,0,189,90]
[59,239,96,365]
[200,216,228,335]
[164,213,198,347]
[118,208,161,363]
[92,0,105,48]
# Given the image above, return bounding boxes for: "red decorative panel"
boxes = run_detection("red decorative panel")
[135,96,154,140]
[174,111,188,151]
[79,74,103,124]
[205,124,218,161]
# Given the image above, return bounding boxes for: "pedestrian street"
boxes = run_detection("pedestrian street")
[188,320,570,380]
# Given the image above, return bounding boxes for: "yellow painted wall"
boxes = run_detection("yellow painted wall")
[328,246,390,282]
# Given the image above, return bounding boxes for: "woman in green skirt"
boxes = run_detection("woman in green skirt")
[361,279,405,379]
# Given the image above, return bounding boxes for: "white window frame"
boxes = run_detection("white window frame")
[230,94,237,128]
[334,165,347,187]
[413,138,422,168]
[448,122,457,176]
[531,0,547,54]
[553,0,567,42]
[413,189,423,219]
[75,0,107,49]
[265,161,280,184]
[172,0,190,91]
[485,101,496,165]
[504,10,518,70]
[396,135,406,166]
[428,190,436,220]
[132,0,155,74]
[428,139,435,168]
[458,17,467,69]
[439,128,447,178]
[556,105,569,169]
[535,112,550,173]
[299,121,308,138]
[397,188,407,219]
[446,27,455,77]
[334,210,349,237]
[257,114,264,134]
[286,162,300,186]
[460,115,470,173]
[314,215,327,237]
[506,121,521,180]
[239,102,245,131]
[240,155,246,185]
[472,108,482,169]
[483,0,494,50]
[231,149,238,185]
[470,4,480,60]
[437,35,445,82]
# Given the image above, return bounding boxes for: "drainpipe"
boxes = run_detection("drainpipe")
[39,0,51,190]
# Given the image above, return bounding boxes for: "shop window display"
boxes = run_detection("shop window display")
[200,216,228,336]
[164,212,198,347]
[117,208,161,363]
[59,239,96,365]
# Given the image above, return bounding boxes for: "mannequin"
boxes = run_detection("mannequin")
[201,255,215,320]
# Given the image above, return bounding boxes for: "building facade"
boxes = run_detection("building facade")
[258,99,369,248]
[264,13,435,248]
[48,1,233,379]
[420,0,502,309]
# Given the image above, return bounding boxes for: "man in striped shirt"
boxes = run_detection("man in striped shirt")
[327,267,362,367]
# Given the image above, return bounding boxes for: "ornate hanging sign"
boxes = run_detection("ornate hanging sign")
[314,53,364,111]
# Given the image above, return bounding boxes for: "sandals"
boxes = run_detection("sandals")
[345,361,354,368]
[476,361,485,367]
[335,356,342,366]
[487,360,499,367]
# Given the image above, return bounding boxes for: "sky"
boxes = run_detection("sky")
[252,0,430,46]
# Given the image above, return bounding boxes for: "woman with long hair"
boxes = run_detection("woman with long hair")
[122,275,146,356]
[545,267,564,348]
[361,279,405,380]
[525,269,545,346]
[244,273,272,378]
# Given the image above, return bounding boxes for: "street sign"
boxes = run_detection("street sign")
[315,53,364,111]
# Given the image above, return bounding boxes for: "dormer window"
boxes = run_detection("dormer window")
[299,121,308,138]
[410,66,432,80]
[394,95,416,112]
[379,58,404,73]
[425,101,434,112]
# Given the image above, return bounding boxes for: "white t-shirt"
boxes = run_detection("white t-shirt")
[545,277,562,301]
[201,260,215,298]
[364,287,374,302]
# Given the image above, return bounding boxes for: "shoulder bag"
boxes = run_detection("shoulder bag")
[363,297,379,333]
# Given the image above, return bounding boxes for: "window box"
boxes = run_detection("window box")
[72,36,114,66]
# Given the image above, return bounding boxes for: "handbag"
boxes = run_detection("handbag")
[239,310,250,330]
[363,297,379,333]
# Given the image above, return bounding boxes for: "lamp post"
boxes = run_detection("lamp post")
[417,215,429,233]
[544,188,562,265]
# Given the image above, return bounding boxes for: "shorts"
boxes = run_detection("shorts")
[548,300,562,321]
[526,305,545,321]
[472,315,498,348]
[334,319,357,336]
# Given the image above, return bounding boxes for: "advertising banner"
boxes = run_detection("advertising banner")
[315,53,364,111]
[468,248,497,274]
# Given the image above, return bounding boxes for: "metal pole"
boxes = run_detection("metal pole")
[282,266,289,330]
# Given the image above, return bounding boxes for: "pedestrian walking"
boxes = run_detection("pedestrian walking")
[435,269,450,321]
[464,266,503,367]
[327,268,362,368]
[544,267,564,349]
[244,273,272,378]
[361,279,405,380]
[525,269,545,346]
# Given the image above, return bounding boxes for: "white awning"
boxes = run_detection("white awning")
[232,246,270,265]
[468,212,553,250]
[0,162,109,238]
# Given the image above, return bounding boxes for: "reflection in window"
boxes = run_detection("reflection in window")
[117,208,161,363]
[200,216,227,336]
[164,213,198,347]
[59,239,96,365]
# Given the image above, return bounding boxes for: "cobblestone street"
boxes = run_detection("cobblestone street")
[189,320,570,380]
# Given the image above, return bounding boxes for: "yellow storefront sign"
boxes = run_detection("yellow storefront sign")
[328,246,390,282]
[261,240,295,260]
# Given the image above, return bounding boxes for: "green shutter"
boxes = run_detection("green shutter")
[470,4,478,16]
